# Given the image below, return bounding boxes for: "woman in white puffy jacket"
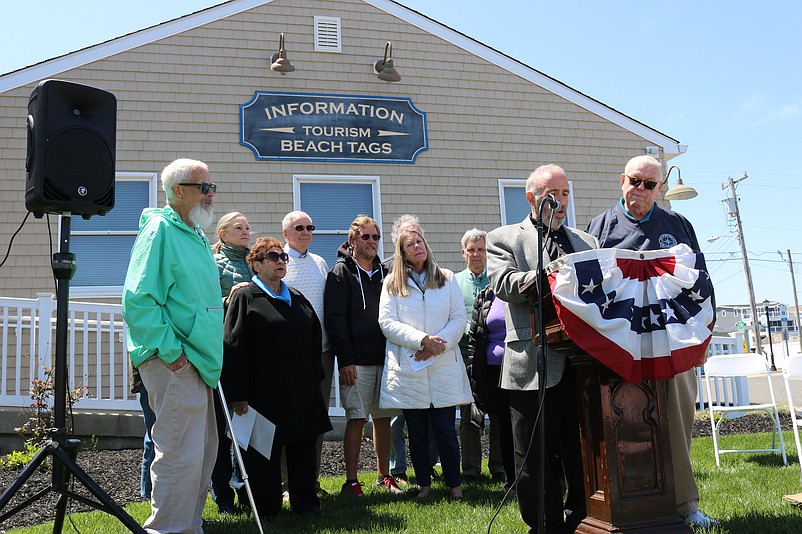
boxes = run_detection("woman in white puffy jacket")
[378,227,472,501]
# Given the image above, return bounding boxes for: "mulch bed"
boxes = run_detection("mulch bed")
[0,413,792,531]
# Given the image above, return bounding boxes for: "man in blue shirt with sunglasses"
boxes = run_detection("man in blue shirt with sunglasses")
[587,154,718,529]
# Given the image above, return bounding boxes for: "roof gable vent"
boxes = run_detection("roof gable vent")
[315,16,341,53]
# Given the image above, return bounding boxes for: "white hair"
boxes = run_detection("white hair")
[624,155,662,179]
[390,214,422,244]
[282,210,311,230]
[161,159,208,203]
[460,228,486,249]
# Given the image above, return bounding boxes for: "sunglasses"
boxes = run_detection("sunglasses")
[265,251,289,263]
[359,233,381,241]
[626,175,658,190]
[293,224,315,232]
[178,182,217,194]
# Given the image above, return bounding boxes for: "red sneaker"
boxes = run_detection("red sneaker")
[340,480,365,497]
[377,475,404,495]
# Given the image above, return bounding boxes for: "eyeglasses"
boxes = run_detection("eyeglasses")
[359,233,381,241]
[265,251,289,263]
[293,224,315,232]
[626,175,658,191]
[179,182,217,194]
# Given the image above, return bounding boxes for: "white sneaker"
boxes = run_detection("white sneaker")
[683,510,719,529]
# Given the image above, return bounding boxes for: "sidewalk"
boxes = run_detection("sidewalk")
[747,371,794,408]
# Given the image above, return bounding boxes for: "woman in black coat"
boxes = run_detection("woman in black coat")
[223,236,332,517]
[468,286,516,489]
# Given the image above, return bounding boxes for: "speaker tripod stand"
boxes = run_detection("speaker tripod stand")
[0,214,144,533]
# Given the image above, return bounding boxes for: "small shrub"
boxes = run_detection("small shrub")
[0,441,42,469]
[2,366,89,469]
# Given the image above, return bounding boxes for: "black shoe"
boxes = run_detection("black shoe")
[462,473,481,482]
[294,505,324,516]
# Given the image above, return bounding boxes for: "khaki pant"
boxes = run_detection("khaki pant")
[667,368,700,516]
[140,358,217,534]
[459,405,503,477]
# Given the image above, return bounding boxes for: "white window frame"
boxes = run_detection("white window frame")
[292,174,383,259]
[67,172,158,298]
[498,179,576,228]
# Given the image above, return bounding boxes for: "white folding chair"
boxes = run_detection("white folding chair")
[703,354,787,467]
[783,355,802,484]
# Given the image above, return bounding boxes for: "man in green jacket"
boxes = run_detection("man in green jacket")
[122,158,223,534]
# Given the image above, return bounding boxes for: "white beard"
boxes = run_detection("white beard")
[188,203,214,229]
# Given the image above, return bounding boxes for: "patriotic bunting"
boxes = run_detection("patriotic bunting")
[546,244,714,382]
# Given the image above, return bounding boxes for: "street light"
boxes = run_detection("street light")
[763,299,777,371]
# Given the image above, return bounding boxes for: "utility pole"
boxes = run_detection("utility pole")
[780,249,802,353]
[723,174,762,356]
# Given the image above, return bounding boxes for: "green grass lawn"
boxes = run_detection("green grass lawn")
[5,431,802,533]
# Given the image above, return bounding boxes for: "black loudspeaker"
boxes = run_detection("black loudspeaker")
[25,79,117,219]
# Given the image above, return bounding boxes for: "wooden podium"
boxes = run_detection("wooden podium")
[570,353,690,533]
[518,275,690,532]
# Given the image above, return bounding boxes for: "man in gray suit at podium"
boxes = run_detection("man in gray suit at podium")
[487,164,597,533]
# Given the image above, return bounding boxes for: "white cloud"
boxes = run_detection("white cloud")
[734,95,801,128]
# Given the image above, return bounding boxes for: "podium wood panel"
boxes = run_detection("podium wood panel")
[571,353,691,533]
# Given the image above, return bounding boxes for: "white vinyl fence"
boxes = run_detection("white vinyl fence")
[0,294,345,416]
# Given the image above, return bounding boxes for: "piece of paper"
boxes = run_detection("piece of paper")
[402,346,435,373]
[230,408,256,451]
[229,407,276,460]
[249,408,276,460]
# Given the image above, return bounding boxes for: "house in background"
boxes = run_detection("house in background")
[0,0,686,427]
[714,302,800,361]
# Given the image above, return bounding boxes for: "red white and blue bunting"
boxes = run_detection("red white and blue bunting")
[546,244,714,382]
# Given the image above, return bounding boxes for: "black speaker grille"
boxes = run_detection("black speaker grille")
[43,128,114,201]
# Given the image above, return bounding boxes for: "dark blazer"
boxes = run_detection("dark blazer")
[222,282,332,444]
[486,217,598,391]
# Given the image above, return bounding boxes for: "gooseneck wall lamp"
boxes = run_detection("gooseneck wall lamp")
[374,41,401,82]
[663,165,698,201]
[270,33,295,75]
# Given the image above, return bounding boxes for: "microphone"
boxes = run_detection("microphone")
[546,193,561,210]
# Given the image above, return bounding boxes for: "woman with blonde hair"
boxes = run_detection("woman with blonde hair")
[210,211,254,513]
[213,211,253,305]
[379,227,472,501]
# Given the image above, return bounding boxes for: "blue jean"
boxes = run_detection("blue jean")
[138,385,156,500]
[403,406,460,488]
[211,388,243,506]
[390,414,439,476]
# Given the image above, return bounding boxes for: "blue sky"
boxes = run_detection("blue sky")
[2,0,800,308]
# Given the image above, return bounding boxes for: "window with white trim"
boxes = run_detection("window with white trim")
[69,172,158,296]
[293,175,382,268]
[498,179,576,227]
